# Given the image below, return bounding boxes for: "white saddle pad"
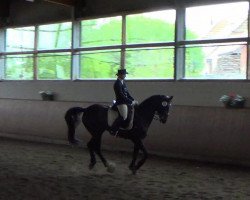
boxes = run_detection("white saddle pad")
[107,107,134,130]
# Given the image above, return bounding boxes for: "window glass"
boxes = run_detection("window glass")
[81,17,122,47]
[6,27,35,52]
[126,10,176,44]
[186,2,249,40]
[185,43,247,79]
[5,55,33,80]
[38,22,72,50]
[37,53,71,79]
[125,47,174,79]
[80,50,120,78]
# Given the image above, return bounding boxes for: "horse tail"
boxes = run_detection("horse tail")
[64,107,86,144]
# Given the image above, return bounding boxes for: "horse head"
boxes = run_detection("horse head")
[154,95,173,123]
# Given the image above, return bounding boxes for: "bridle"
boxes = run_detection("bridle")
[153,101,171,123]
[153,112,160,121]
[153,111,169,122]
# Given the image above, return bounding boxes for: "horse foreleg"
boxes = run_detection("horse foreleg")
[87,138,96,170]
[129,144,139,175]
[134,140,148,172]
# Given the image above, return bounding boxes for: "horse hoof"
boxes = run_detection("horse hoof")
[106,162,116,173]
[129,166,137,175]
[89,163,95,170]
[69,139,81,146]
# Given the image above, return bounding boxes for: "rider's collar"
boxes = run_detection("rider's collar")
[118,78,124,84]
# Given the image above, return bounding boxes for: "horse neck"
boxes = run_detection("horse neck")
[137,100,156,126]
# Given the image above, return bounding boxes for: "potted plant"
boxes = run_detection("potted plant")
[39,91,55,101]
[219,93,246,108]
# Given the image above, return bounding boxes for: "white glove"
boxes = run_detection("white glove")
[132,100,139,106]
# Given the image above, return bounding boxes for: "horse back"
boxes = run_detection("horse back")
[82,104,109,131]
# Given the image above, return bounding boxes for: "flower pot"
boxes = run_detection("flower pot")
[39,91,54,101]
[223,101,245,108]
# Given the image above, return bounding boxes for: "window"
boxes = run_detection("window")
[6,27,35,52]
[79,17,122,79]
[0,1,249,81]
[37,53,71,80]
[125,10,175,79]
[38,22,72,50]
[2,22,72,80]
[5,26,35,80]
[78,10,176,79]
[125,47,174,79]
[37,22,72,80]
[126,10,176,44]
[81,17,122,47]
[5,55,33,80]
[184,2,249,79]
[80,50,120,79]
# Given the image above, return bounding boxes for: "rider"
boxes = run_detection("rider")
[110,69,138,135]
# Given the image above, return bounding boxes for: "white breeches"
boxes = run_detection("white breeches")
[117,104,128,120]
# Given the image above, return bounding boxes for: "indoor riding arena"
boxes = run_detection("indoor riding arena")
[0,0,250,199]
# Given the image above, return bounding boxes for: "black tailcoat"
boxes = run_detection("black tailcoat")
[113,79,134,105]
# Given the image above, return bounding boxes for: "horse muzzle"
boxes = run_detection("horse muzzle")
[160,118,167,123]
[160,113,169,123]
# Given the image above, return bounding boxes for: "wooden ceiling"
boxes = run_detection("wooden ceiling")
[0,0,76,18]
[43,0,76,7]
[0,0,9,18]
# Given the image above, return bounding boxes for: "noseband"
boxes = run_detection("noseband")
[153,111,169,122]
[153,112,160,121]
[153,100,170,122]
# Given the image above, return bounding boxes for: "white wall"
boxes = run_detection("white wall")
[0,80,250,166]
[0,80,249,107]
[1,0,250,166]
[0,92,250,167]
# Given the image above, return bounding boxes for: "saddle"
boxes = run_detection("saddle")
[108,103,135,130]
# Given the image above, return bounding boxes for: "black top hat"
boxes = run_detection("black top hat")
[116,69,128,75]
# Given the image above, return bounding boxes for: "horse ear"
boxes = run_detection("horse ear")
[168,96,173,101]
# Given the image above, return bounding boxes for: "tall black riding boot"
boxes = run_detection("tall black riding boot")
[110,116,123,135]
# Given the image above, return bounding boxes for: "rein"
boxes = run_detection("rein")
[153,112,160,121]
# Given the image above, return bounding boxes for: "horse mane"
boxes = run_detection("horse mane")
[138,95,163,107]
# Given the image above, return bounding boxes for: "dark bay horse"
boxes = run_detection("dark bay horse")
[65,95,173,174]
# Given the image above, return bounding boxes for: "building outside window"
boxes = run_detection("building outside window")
[80,17,122,79]
[185,2,248,79]
[125,10,175,79]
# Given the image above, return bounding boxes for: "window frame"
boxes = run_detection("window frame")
[0,21,73,81]
[76,10,176,80]
[182,2,249,80]
[0,1,249,81]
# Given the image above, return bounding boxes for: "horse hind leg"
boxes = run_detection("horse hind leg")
[87,135,115,173]
[65,115,81,145]
[87,138,97,169]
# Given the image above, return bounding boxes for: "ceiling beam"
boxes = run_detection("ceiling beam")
[44,0,75,7]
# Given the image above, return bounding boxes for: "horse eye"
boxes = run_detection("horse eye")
[162,101,168,107]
